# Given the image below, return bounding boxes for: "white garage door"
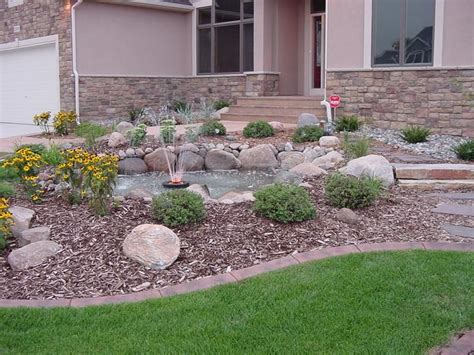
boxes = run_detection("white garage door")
[0,41,60,138]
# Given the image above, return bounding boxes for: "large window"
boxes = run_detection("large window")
[373,0,435,66]
[198,0,254,74]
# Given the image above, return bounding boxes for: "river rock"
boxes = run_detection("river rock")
[313,151,345,170]
[116,121,134,135]
[144,148,176,172]
[179,143,199,154]
[123,224,180,270]
[119,158,148,175]
[108,132,127,148]
[340,154,395,187]
[205,150,241,170]
[218,191,255,204]
[180,151,205,172]
[8,241,62,271]
[269,121,285,133]
[19,227,51,247]
[290,163,328,178]
[297,113,318,128]
[319,136,340,148]
[10,206,35,238]
[336,208,360,225]
[303,147,327,162]
[278,151,305,170]
[239,144,279,170]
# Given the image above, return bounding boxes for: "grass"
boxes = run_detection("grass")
[0,251,473,354]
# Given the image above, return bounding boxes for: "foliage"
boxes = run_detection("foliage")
[41,145,64,167]
[400,126,431,144]
[0,166,19,181]
[0,182,15,198]
[152,190,206,227]
[336,115,361,132]
[342,132,370,159]
[254,183,316,224]
[453,140,474,161]
[127,124,148,147]
[53,111,77,136]
[129,107,145,124]
[184,127,200,143]
[214,99,231,111]
[15,144,46,155]
[2,148,44,202]
[0,198,13,250]
[199,120,227,136]
[292,126,324,143]
[243,121,274,138]
[160,119,176,144]
[75,122,108,148]
[199,100,217,120]
[33,111,52,135]
[175,104,195,125]
[325,173,383,209]
[171,100,189,113]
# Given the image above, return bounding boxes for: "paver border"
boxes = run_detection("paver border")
[1,242,473,309]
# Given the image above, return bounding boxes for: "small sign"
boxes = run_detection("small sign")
[329,95,341,109]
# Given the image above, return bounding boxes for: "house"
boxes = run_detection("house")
[0,0,473,137]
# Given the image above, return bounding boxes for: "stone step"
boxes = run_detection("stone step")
[432,203,474,217]
[429,192,474,200]
[221,112,302,124]
[237,96,324,108]
[398,179,474,190]
[393,164,474,180]
[442,224,474,239]
[228,105,326,117]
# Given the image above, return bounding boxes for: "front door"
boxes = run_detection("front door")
[310,14,325,96]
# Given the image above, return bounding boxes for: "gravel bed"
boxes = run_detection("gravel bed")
[0,178,470,300]
[358,126,468,162]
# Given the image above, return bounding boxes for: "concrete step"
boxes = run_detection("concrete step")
[432,203,474,217]
[228,105,326,117]
[442,224,474,239]
[398,179,474,190]
[393,164,474,180]
[220,113,302,124]
[237,96,324,108]
[429,192,474,200]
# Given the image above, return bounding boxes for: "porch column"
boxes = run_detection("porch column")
[253,0,276,72]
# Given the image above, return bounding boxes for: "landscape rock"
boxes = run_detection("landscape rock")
[135,148,145,158]
[144,148,176,172]
[278,151,305,170]
[205,150,242,170]
[180,151,205,172]
[108,132,128,148]
[118,150,127,160]
[179,143,200,154]
[125,188,154,200]
[123,224,180,270]
[319,136,340,148]
[239,144,279,170]
[218,191,255,204]
[119,158,148,175]
[116,121,134,135]
[269,121,285,133]
[274,171,303,184]
[214,107,229,119]
[186,184,213,203]
[10,206,35,238]
[340,154,395,187]
[284,142,293,152]
[19,227,51,247]
[313,151,345,170]
[145,147,153,154]
[8,241,62,271]
[290,163,328,178]
[297,113,318,128]
[336,208,360,225]
[126,148,136,157]
[303,147,327,162]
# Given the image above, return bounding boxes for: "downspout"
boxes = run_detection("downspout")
[71,0,83,123]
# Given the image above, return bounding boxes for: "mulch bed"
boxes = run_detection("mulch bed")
[0,178,470,300]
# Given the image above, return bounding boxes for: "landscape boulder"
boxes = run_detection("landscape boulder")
[335,208,360,225]
[278,151,305,170]
[8,241,62,271]
[19,227,51,247]
[297,113,318,128]
[119,158,148,175]
[186,184,213,203]
[290,163,328,178]
[10,206,35,238]
[239,144,279,170]
[205,149,241,170]
[269,121,285,133]
[116,121,134,135]
[123,224,180,270]
[313,151,345,170]
[108,132,128,148]
[144,148,176,172]
[218,191,255,204]
[180,151,205,172]
[319,136,340,148]
[303,147,327,162]
[340,154,395,187]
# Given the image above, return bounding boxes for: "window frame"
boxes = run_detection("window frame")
[372,0,436,68]
[197,0,254,75]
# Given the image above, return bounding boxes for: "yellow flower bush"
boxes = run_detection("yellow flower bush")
[53,111,77,136]
[33,111,51,135]
[0,198,13,249]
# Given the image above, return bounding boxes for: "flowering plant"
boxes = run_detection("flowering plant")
[56,148,90,204]
[53,111,77,136]
[0,198,13,249]
[33,111,52,135]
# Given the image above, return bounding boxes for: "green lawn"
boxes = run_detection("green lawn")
[1,250,473,354]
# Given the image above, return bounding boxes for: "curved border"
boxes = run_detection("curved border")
[1,242,473,309]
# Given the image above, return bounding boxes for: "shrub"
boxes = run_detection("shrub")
[33,111,52,135]
[160,119,176,144]
[175,104,195,125]
[0,182,15,198]
[128,124,148,147]
[199,100,217,120]
[453,140,474,161]
[325,173,383,210]
[184,127,200,143]
[75,122,108,148]
[171,100,188,113]
[152,190,206,227]
[336,116,361,132]
[129,107,145,124]
[214,99,231,111]
[0,198,13,250]
[254,184,316,224]
[0,166,19,181]
[53,111,77,136]
[400,126,431,144]
[342,132,370,159]
[243,121,274,138]
[200,120,227,136]
[292,126,324,143]
[41,145,64,167]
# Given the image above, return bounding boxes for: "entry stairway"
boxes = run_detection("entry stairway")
[221,96,327,124]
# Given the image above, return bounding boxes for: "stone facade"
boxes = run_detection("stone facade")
[0,0,75,111]
[327,69,474,137]
[79,73,280,122]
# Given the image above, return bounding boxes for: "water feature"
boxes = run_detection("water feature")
[115,170,277,199]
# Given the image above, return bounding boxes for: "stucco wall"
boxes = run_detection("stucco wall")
[75,2,192,76]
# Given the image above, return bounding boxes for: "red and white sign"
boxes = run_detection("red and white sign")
[329,95,341,108]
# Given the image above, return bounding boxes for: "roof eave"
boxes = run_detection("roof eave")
[90,0,194,12]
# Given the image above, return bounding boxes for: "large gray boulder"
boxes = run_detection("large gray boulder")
[10,206,35,238]
[297,113,318,128]
[116,121,134,135]
[144,148,176,172]
[19,227,51,247]
[239,144,279,170]
[8,241,62,271]
[205,149,241,170]
[340,154,395,187]
[290,163,328,178]
[108,132,128,148]
[278,151,305,171]
[123,224,180,270]
[180,151,205,172]
[119,158,148,175]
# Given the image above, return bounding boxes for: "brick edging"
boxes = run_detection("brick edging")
[1,242,473,309]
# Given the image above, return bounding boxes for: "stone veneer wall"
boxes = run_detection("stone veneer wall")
[326,69,474,137]
[0,0,75,111]
[79,73,280,122]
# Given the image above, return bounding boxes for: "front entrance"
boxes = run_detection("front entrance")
[309,8,325,96]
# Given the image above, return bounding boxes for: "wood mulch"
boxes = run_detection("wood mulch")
[0,178,469,300]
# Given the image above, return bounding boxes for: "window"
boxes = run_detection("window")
[197,0,254,74]
[373,0,435,66]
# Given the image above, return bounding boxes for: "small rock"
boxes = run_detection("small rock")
[230,143,241,150]
[132,282,151,292]
[269,121,285,133]
[119,158,148,175]
[297,113,318,128]
[290,163,328,178]
[186,184,213,203]
[116,121,134,135]
[179,143,200,153]
[125,188,154,200]
[284,142,293,152]
[319,136,340,148]
[37,172,51,182]
[303,147,327,162]
[239,144,250,151]
[126,148,136,157]
[10,206,35,238]
[135,148,145,158]
[216,144,225,150]
[8,241,62,271]
[108,132,128,148]
[225,135,238,142]
[145,147,153,154]
[275,143,286,152]
[118,150,127,160]
[19,226,51,247]
[218,191,255,204]
[336,208,360,225]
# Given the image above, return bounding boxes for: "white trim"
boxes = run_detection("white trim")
[191,7,197,76]
[363,0,372,69]
[433,0,445,67]
[327,65,474,72]
[0,35,58,52]
[91,0,194,12]
[72,0,84,122]
[77,71,280,79]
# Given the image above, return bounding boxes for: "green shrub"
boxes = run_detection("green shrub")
[129,107,145,124]
[214,99,231,111]
[171,100,188,113]
[128,124,148,147]
[342,133,370,159]
[75,122,108,148]
[453,140,474,161]
[325,173,383,210]
[152,190,206,227]
[243,121,274,138]
[336,116,361,132]
[0,166,19,181]
[41,145,64,166]
[160,119,176,144]
[292,126,324,143]
[184,127,200,143]
[254,184,316,224]
[400,126,431,144]
[0,182,15,198]
[15,144,46,155]
[200,120,227,136]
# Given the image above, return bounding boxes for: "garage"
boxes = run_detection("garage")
[0,38,60,138]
